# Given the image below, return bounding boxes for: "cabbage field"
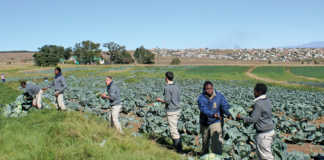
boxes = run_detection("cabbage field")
[1,66,324,160]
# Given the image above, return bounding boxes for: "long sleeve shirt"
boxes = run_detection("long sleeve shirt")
[198,90,231,125]
[106,81,121,106]
[24,83,41,96]
[242,95,274,133]
[163,83,181,112]
[49,75,67,94]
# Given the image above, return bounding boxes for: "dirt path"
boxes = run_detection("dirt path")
[245,66,299,86]
[286,68,323,82]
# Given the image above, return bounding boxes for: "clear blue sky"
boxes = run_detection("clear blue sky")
[1,0,323,51]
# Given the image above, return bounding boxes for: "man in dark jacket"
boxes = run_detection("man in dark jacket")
[237,83,275,160]
[20,81,43,109]
[198,81,232,155]
[101,76,123,133]
[157,71,182,152]
[43,67,67,111]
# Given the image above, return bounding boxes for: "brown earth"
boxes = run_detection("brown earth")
[2,51,324,66]
[311,116,324,127]
[287,143,323,154]
[155,56,324,66]
[0,52,34,64]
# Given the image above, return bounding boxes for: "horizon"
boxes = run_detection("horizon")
[1,0,324,51]
[1,41,324,53]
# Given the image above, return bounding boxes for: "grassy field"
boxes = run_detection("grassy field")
[249,66,324,90]
[125,66,250,82]
[290,66,324,80]
[0,83,21,105]
[0,110,182,160]
[251,66,312,82]
[182,66,249,80]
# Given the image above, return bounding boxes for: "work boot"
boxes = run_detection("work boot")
[173,138,183,153]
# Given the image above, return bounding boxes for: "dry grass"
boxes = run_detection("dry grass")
[2,51,324,67]
[0,52,34,64]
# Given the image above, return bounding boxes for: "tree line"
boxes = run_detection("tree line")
[33,41,155,66]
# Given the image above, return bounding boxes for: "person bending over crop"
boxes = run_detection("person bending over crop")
[101,76,123,133]
[20,81,43,109]
[156,71,182,152]
[198,81,232,155]
[43,67,67,111]
[237,83,275,160]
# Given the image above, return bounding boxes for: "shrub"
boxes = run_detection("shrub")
[313,59,319,64]
[103,42,134,64]
[33,45,70,66]
[64,60,75,64]
[114,50,134,64]
[134,46,155,64]
[170,57,181,65]
[73,41,101,64]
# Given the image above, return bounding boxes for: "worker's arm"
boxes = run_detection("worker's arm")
[241,103,261,123]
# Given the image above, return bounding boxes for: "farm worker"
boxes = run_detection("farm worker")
[20,81,43,109]
[197,81,232,155]
[101,76,123,133]
[1,73,5,82]
[156,71,182,152]
[43,67,67,111]
[237,83,275,160]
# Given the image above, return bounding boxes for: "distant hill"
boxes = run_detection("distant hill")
[282,41,324,49]
[0,50,34,54]
[0,51,34,64]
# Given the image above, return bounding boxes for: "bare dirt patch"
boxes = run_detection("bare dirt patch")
[0,52,34,64]
[287,143,323,154]
[311,116,324,127]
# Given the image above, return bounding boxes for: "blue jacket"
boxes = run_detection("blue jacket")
[198,90,231,125]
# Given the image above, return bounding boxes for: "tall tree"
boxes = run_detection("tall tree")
[134,46,155,64]
[63,47,72,60]
[74,40,101,64]
[33,45,65,66]
[103,41,134,64]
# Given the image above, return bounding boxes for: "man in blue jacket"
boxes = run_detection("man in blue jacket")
[198,81,232,155]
